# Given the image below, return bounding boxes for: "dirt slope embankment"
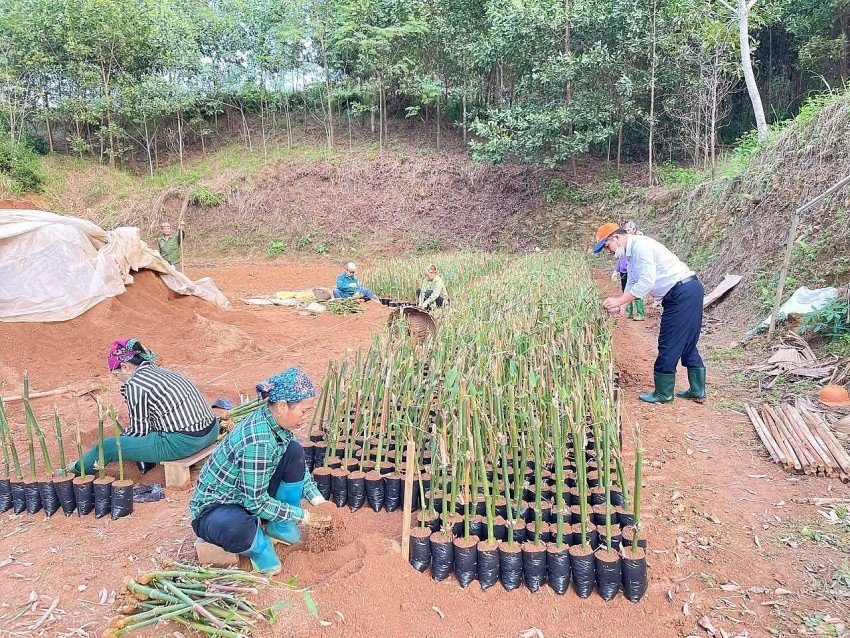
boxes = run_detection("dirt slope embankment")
[655,94,850,330]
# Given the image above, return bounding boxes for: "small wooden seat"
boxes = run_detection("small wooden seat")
[161,443,217,488]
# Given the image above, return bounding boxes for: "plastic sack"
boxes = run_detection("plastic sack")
[111,480,134,519]
[54,478,77,515]
[24,482,42,514]
[499,545,523,591]
[453,539,479,588]
[477,542,500,590]
[73,478,94,516]
[364,472,385,512]
[547,545,571,595]
[409,529,431,572]
[522,543,547,592]
[595,549,622,601]
[347,472,366,511]
[39,481,60,517]
[133,483,165,503]
[429,533,454,581]
[758,286,838,330]
[93,480,113,519]
[0,478,12,513]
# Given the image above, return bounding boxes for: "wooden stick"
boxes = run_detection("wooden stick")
[781,405,827,471]
[745,405,782,463]
[1,387,70,403]
[802,410,850,473]
[773,405,818,471]
[400,437,416,559]
[786,406,836,470]
[762,406,797,470]
[763,406,802,471]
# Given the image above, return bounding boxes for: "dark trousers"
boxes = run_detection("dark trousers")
[191,441,305,553]
[415,289,444,307]
[619,273,628,293]
[655,278,704,374]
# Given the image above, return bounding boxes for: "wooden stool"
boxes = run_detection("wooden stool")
[161,443,217,488]
[194,538,239,567]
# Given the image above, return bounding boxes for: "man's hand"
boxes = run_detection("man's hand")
[602,296,622,310]
[611,271,618,282]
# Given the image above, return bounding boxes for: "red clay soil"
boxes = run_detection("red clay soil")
[0,262,846,638]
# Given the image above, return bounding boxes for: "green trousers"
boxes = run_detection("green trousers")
[71,421,219,475]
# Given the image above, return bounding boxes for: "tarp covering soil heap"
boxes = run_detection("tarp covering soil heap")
[0,209,230,322]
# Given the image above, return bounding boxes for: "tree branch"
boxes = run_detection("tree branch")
[716,0,736,13]
[747,0,758,11]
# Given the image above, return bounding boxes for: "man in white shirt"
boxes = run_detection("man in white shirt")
[592,223,706,404]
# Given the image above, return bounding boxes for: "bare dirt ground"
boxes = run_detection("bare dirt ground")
[0,262,847,638]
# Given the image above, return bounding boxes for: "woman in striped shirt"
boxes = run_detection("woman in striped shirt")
[70,338,219,476]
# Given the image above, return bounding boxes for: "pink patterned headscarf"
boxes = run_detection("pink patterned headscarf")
[107,338,156,371]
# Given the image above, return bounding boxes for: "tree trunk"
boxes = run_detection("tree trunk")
[617,120,623,172]
[710,48,720,175]
[436,99,441,152]
[647,0,657,185]
[143,117,154,177]
[462,92,467,143]
[736,0,768,142]
[177,111,184,172]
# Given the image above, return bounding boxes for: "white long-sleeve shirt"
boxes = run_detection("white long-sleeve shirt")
[625,235,694,300]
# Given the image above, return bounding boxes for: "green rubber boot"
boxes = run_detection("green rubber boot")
[676,367,706,402]
[625,302,634,319]
[634,298,645,321]
[639,372,675,404]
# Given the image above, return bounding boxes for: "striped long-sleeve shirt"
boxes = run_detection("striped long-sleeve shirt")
[120,362,214,437]
[189,405,321,523]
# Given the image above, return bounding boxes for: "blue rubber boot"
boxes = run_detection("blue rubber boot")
[266,481,304,545]
[241,526,281,575]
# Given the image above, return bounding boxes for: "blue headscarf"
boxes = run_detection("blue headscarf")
[256,367,316,404]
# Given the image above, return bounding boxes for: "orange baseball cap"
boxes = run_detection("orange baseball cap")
[592,222,621,253]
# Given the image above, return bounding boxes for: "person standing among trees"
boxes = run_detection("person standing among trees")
[593,223,706,404]
[158,220,184,271]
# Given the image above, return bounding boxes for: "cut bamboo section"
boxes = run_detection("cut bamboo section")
[747,402,850,481]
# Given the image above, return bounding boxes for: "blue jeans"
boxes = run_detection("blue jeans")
[332,287,374,300]
[655,278,704,374]
[191,441,305,553]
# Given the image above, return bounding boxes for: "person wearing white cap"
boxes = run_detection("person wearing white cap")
[593,223,706,404]
[333,262,375,300]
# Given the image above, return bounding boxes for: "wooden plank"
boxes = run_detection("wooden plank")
[400,438,416,560]
[161,443,216,469]
[703,275,742,308]
[161,443,217,488]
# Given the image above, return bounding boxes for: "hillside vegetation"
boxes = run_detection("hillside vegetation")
[650,90,850,330]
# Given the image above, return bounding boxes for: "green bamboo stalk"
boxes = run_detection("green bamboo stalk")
[96,402,106,480]
[0,399,11,478]
[75,421,87,478]
[631,441,643,552]
[53,408,67,473]
[109,409,124,482]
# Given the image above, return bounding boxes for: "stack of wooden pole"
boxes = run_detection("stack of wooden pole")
[745,403,850,482]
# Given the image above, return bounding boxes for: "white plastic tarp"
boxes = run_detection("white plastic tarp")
[758,286,838,329]
[0,209,231,323]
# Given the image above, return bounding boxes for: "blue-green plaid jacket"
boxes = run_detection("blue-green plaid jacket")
[189,405,320,523]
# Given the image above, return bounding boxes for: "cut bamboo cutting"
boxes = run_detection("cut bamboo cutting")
[745,402,850,482]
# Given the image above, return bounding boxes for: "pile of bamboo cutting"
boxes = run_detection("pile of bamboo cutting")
[745,402,850,482]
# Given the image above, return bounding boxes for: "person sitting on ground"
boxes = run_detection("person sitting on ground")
[189,367,332,575]
[70,338,219,476]
[416,263,447,310]
[333,262,374,301]
[158,220,184,271]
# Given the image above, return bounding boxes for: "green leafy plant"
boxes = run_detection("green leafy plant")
[191,185,225,207]
[656,162,704,188]
[0,140,44,193]
[799,298,850,339]
[295,229,318,250]
[267,240,287,258]
[545,178,588,204]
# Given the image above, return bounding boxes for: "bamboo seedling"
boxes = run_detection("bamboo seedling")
[96,402,107,480]
[75,421,87,478]
[109,408,126,482]
[53,408,67,474]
